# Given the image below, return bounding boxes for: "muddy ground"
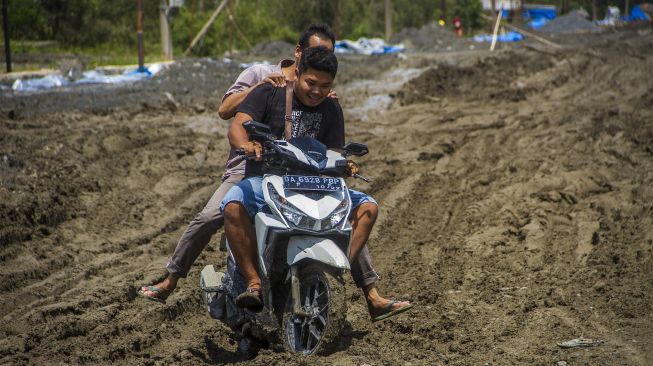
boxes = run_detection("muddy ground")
[1,25,653,365]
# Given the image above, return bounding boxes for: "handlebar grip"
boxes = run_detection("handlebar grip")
[353,173,370,183]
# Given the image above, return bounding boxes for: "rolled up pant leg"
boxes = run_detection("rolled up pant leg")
[166,174,244,277]
[347,189,381,288]
[350,245,380,288]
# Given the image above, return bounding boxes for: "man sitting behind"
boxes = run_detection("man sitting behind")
[220,47,412,321]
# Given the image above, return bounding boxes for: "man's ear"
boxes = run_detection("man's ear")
[294,45,302,60]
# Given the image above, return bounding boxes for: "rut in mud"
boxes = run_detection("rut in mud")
[1,28,652,365]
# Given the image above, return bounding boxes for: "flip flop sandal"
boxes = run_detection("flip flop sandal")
[235,287,264,312]
[371,301,414,322]
[138,285,168,304]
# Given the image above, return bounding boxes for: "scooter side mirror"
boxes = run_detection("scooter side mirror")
[243,121,272,134]
[243,121,276,142]
[343,142,369,157]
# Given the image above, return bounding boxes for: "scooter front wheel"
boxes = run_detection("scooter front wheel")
[282,263,346,355]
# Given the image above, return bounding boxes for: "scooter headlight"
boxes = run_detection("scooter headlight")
[267,183,350,231]
[268,183,315,229]
[322,198,349,230]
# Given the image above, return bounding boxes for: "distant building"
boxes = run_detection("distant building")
[480,0,523,11]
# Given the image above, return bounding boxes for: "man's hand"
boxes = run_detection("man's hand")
[328,90,338,100]
[346,160,360,177]
[240,141,263,161]
[261,72,287,87]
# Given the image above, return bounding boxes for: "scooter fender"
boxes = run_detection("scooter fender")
[286,236,350,270]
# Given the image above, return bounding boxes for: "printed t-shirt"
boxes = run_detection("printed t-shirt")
[235,82,345,177]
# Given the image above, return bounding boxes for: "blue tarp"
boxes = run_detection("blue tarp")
[497,8,557,21]
[523,8,557,20]
[528,17,550,29]
[624,5,651,21]
[474,31,525,43]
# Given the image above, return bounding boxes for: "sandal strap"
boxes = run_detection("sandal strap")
[246,287,261,294]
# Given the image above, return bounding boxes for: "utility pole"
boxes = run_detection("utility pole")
[160,0,173,60]
[228,0,235,57]
[385,0,392,41]
[332,0,341,37]
[440,0,447,23]
[137,0,145,71]
[2,0,11,72]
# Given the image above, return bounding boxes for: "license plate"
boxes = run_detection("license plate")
[282,175,343,191]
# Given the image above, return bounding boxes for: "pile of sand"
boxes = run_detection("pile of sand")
[539,10,602,33]
[390,21,471,52]
[247,40,295,59]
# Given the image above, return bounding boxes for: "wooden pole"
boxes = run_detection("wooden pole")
[625,0,630,17]
[160,0,173,60]
[482,14,562,48]
[184,0,229,56]
[2,0,11,73]
[332,0,342,37]
[227,7,252,49]
[137,0,145,70]
[490,6,503,51]
[440,0,447,22]
[385,0,392,41]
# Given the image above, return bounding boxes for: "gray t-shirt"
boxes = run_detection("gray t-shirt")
[221,59,294,180]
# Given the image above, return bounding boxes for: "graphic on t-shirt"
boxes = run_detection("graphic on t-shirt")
[291,110,322,139]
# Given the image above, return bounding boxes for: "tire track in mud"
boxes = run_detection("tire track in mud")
[345,35,653,363]
[1,110,236,364]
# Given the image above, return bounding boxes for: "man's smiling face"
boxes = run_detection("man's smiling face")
[294,68,334,107]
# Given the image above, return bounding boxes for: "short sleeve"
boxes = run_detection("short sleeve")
[321,100,345,149]
[237,83,274,122]
[222,64,271,101]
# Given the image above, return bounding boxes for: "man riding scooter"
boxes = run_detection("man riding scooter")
[220,46,413,322]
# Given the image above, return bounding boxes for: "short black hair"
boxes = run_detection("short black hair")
[298,24,336,49]
[297,46,338,79]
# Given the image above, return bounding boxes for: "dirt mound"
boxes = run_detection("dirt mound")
[396,50,555,104]
[391,21,471,52]
[539,10,602,33]
[247,40,295,58]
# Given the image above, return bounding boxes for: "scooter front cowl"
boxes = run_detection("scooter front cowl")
[286,235,350,269]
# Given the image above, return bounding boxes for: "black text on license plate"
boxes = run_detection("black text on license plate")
[282,175,343,191]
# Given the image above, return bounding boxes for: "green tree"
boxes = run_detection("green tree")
[452,0,483,32]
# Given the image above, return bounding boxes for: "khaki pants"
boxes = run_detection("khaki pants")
[166,174,380,288]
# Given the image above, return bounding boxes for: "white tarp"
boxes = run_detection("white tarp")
[335,38,405,55]
[11,63,168,92]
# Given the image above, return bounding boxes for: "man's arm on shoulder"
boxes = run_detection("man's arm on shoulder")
[219,85,259,120]
[218,65,285,120]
